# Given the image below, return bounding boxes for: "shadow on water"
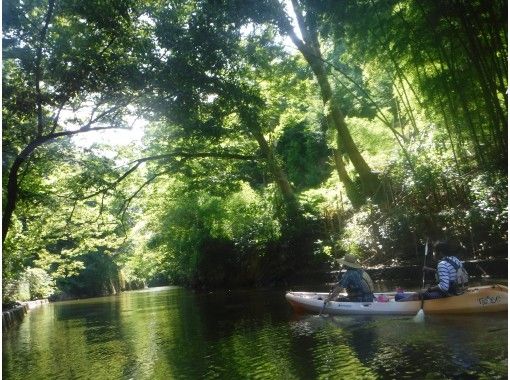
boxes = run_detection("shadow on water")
[2,286,508,379]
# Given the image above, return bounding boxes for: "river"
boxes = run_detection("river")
[2,285,507,379]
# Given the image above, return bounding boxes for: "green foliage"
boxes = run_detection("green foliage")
[2,0,506,296]
[3,267,55,302]
[337,127,508,264]
[2,139,135,303]
[2,0,150,300]
[127,180,284,288]
[317,0,507,169]
[276,122,330,190]
[347,116,396,170]
[221,183,282,251]
[56,252,121,298]
[25,267,56,300]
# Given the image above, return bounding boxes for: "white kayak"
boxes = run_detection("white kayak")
[285,284,508,316]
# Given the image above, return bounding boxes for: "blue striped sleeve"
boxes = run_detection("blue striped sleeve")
[437,262,450,292]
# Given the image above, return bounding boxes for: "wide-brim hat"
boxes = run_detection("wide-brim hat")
[337,253,362,268]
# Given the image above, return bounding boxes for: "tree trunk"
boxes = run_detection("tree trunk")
[251,127,295,204]
[3,127,125,243]
[333,150,362,208]
[280,0,382,205]
[237,105,298,214]
[3,139,45,243]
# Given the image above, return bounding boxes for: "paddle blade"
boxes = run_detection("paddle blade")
[413,308,425,323]
[318,302,327,317]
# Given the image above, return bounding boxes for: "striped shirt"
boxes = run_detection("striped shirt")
[437,256,463,293]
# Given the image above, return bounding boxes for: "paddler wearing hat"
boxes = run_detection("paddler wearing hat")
[325,254,375,303]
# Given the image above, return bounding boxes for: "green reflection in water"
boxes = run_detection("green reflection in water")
[4,296,131,379]
[311,324,377,379]
[214,319,295,379]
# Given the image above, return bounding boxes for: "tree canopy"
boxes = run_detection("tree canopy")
[2,0,507,301]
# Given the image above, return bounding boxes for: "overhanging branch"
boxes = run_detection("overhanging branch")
[75,150,260,201]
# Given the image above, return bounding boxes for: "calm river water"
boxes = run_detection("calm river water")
[3,285,507,379]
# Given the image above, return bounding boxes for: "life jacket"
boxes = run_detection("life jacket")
[344,269,374,302]
[443,257,469,295]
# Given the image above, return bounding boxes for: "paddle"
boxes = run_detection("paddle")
[413,238,429,322]
[319,286,336,316]
[476,264,489,278]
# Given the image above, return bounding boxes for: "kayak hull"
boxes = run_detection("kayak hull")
[285,285,507,316]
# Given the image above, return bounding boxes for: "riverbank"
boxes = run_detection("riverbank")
[2,299,49,331]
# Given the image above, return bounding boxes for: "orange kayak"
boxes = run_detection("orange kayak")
[422,284,507,314]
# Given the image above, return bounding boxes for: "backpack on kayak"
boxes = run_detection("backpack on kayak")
[444,257,469,294]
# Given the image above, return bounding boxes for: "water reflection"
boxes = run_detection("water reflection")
[2,287,507,380]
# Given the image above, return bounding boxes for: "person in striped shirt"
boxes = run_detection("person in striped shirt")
[422,240,465,299]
